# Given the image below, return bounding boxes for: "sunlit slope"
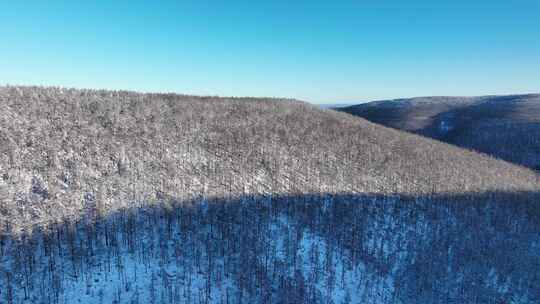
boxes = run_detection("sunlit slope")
[1,87,538,228]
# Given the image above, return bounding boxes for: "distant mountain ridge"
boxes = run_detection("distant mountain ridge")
[316,103,353,109]
[337,94,540,170]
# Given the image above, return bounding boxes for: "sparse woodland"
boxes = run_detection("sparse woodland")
[0,86,539,303]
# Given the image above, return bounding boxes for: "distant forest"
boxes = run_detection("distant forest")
[338,94,540,170]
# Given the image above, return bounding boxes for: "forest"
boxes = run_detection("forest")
[1,86,539,303]
[338,94,540,170]
[1,192,539,303]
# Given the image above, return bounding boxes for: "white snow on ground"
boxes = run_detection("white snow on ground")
[267,213,396,303]
[59,249,237,304]
[3,211,396,304]
[439,118,455,135]
[2,198,538,303]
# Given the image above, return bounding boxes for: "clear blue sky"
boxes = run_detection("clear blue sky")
[1,1,539,103]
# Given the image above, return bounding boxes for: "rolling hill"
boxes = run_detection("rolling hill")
[0,86,539,303]
[337,94,540,170]
[1,86,538,229]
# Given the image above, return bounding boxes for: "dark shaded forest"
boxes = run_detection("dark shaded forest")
[1,191,539,303]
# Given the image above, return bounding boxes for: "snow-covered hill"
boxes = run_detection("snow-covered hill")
[338,94,540,170]
[1,87,539,232]
[1,87,539,303]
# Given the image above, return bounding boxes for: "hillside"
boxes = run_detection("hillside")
[1,86,539,303]
[1,86,538,229]
[338,94,540,170]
